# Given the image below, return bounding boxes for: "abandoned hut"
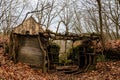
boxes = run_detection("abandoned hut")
[9,17,49,71]
[9,16,101,73]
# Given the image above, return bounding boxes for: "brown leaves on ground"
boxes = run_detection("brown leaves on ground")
[0,48,120,80]
[47,61,120,80]
[0,48,45,80]
[0,37,120,80]
[96,40,120,53]
[0,35,9,44]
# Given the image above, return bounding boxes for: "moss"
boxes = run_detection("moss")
[96,54,106,62]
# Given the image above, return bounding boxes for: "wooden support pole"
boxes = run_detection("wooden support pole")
[37,36,49,73]
[84,55,91,72]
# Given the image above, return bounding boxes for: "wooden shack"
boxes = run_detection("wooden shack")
[9,17,49,72]
[9,16,101,73]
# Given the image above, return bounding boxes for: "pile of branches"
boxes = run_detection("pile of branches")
[96,40,120,60]
[104,40,120,60]
[105,40,120,52]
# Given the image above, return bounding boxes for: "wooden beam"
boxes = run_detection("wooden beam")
[40,31,101,40]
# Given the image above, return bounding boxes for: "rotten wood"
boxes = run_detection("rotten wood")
[41,31,101,40]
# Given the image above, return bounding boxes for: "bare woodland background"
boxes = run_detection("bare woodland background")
[0,0,119,40]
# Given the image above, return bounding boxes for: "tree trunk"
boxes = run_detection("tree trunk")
[96,0,105,61]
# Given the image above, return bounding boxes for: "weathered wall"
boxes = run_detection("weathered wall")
[13,17,44,35]
[17,35,43,67]
[53,40,72,54]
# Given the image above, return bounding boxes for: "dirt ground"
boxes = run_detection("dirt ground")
[0,47,120,80]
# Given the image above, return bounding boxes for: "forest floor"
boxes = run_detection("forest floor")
[0,36,120,80]
[0,47,120,80]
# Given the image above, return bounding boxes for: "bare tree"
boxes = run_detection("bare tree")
[0,0,26,35]
[79,0,120,40]
[32,0,59,30]
[107,0,120,39]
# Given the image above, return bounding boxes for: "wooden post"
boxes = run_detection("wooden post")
[84,54,91,72]
[9,33,13,59]
[12,34,17,63]
[9,33,17,63]
[93,40,97,65]
[37,36,48,73]
[72,40,75,65]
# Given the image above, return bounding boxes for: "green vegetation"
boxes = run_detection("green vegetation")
[59,53,72,66]
[58,45,80,66]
